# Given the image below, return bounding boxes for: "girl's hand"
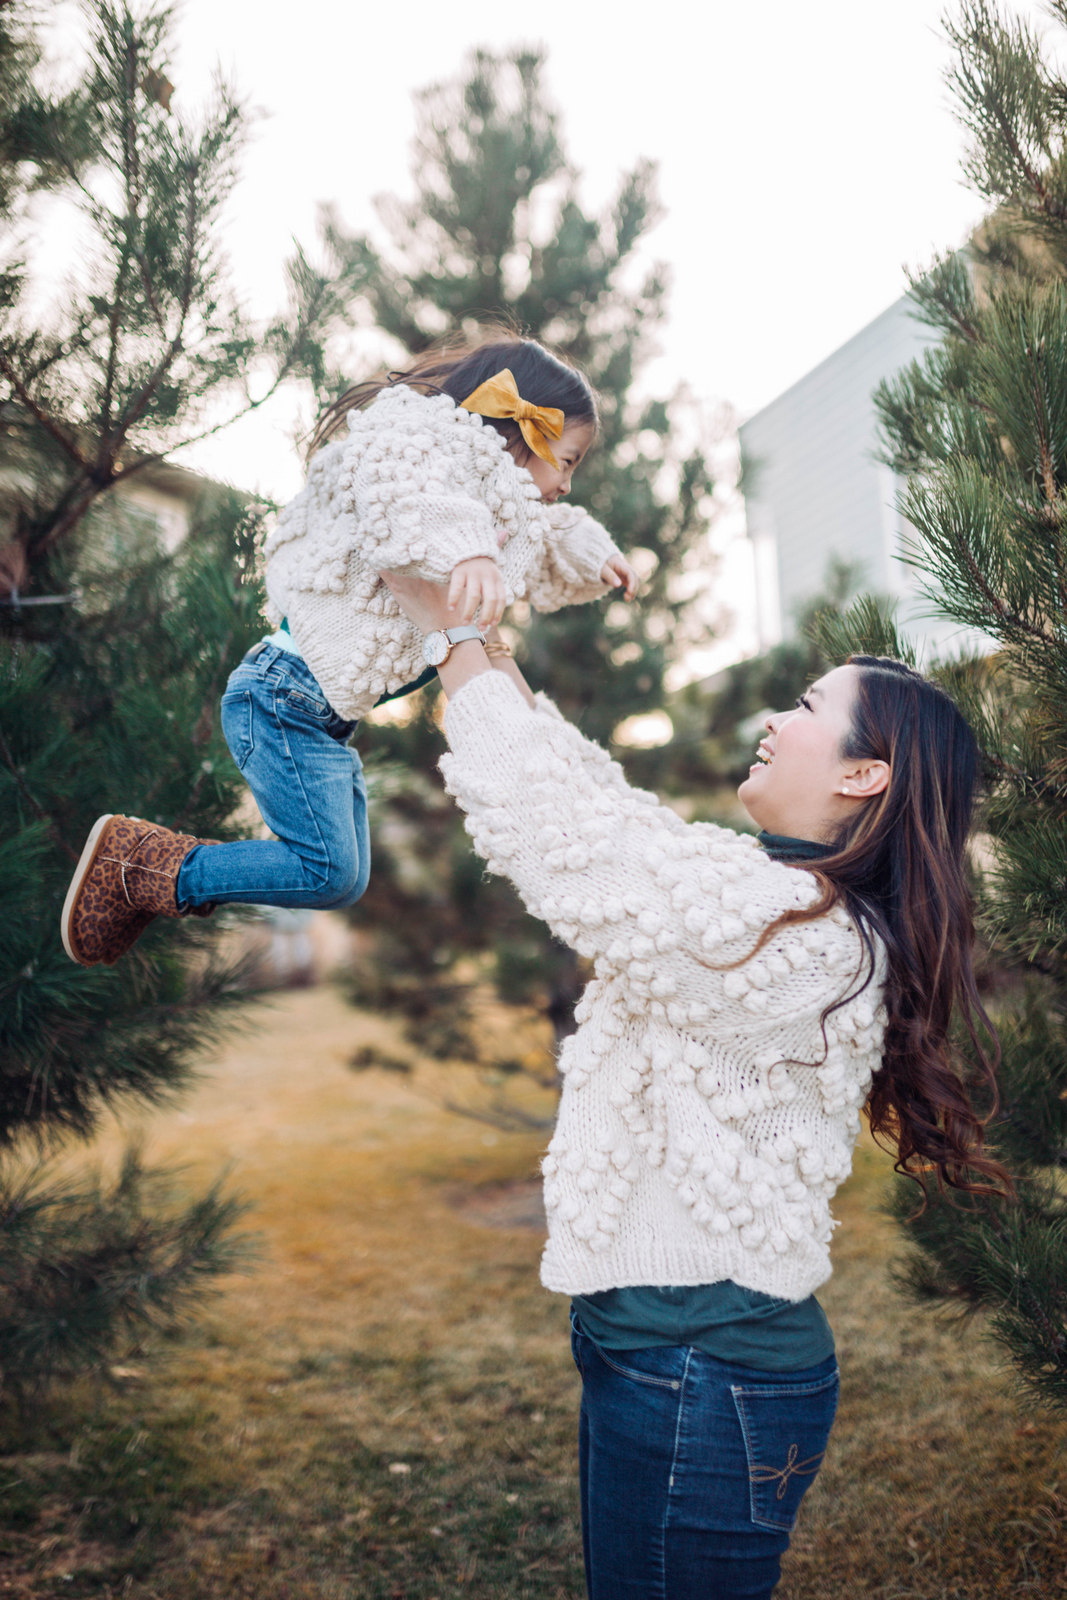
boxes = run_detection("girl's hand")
[601,553,639,601]
[449,556,506,626]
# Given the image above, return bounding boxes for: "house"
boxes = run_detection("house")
[0,430,215,602]
[739,295,973,657]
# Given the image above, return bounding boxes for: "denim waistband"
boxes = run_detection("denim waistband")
[238,642,356,735]
[244,640,310,677]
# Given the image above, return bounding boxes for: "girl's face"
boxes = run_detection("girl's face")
[521,419,595,502]
[736,664,890,842]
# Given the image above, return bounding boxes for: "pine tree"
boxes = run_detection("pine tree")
[329,48,715,1100]
[0,1,349,1399]
[818,0,1067,1406]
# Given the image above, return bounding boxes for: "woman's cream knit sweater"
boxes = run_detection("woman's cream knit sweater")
[440,672,888,1303]
[263,385,622,719]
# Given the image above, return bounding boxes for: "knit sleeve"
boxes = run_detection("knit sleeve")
[340,392,501,581]
[524,505,622,612]
[440,672,865,1035]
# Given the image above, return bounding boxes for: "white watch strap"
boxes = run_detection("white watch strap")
[444,626,485,648]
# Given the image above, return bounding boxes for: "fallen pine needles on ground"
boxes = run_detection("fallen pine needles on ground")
[0,986,1064,1598]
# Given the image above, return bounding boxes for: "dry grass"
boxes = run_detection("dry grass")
[1,985,1065,1598]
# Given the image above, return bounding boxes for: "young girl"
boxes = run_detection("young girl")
[61,334,637,967]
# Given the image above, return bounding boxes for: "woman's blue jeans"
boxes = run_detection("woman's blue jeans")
[176,642,370,910]
[570,1313,839,1600]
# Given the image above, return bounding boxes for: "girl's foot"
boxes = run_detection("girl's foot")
[61,814,216,966]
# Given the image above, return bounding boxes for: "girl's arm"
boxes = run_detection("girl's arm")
[524,505,625,612]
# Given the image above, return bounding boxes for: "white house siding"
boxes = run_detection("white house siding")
[739,296,964,656]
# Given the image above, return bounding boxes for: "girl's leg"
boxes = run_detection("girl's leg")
[177,644,370,910]
[316,745,371,909]
[570,1319,838,1600]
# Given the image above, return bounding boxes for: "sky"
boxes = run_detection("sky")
[145,0,1045,500]
[40,0,1054,667]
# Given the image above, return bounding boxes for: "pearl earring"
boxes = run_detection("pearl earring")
[842,785,850,794]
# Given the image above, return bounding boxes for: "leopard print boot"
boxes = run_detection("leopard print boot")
[61,814,217,967]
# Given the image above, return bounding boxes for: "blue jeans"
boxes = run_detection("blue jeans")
[570,1313,839,1600]
[176,643,370,910]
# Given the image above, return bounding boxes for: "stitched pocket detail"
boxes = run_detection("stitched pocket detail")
[569,1316,585,1377]
[592,1346,683,1392]
[280,684,332,720]
[731,1368,839,1532]
[220,689,254,771]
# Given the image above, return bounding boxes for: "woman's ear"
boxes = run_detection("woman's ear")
[838,760,890,799]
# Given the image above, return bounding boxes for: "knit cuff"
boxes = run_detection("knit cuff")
[443,669,534,753]
[546,509,621,585]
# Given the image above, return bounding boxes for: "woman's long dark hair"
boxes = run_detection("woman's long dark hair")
[754,657,1013,1200]
[308,327,598,461]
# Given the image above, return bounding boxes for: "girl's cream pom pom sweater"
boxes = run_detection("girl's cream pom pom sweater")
[263,385,622,719]
[440,671,888,1302]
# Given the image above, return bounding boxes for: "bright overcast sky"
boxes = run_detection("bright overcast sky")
[127,0,1052,499]
[41,0,1055,666]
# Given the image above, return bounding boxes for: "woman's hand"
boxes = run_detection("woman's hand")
[378,569,457,633]
[380,568,508,702]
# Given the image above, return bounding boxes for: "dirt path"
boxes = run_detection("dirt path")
[13,984,1067,1600]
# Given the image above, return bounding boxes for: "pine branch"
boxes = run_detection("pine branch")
[99,241,133,441]
[0,352,87,470]
[25,475,106,565]
[112,167,199,443]
[0,721,76,863]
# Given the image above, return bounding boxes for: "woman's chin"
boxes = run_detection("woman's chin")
[736,769,766,822]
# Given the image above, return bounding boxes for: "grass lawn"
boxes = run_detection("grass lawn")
[1,985,1065,1598]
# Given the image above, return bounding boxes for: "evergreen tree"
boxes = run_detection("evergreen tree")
[661,558,862,805]
[0,1,349,1399]
[820,0,1067,1406]
[330,48,715,1093]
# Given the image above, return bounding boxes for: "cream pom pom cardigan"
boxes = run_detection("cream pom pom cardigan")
[263,384,622,720]
[439,671,889,1303]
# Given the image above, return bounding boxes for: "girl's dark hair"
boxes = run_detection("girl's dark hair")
[751,656,1013,1200]
[308,327,598,461]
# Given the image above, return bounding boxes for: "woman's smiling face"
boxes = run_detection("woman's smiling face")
[736,664,890,842]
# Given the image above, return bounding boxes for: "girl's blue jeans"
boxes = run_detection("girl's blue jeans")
[176,642,370,911]
[570,1313,839,1600]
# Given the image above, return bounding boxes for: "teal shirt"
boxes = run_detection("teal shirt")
[276,618,437,706]
[572,830,839,1373]
[570,1283,835,1371]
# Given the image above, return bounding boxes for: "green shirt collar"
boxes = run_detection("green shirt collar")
[757,830,835,865]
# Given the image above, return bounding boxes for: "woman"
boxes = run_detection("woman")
[382,573,1012,1600]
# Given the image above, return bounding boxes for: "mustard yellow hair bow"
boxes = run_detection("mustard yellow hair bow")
[460,368,564,468]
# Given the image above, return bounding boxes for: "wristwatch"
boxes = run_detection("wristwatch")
[422,624,486,668]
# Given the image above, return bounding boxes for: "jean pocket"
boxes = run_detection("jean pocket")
[220,688,254,771]
[590,1344,685,1392]
[277,681,332,721]
[731,1367,839,1532]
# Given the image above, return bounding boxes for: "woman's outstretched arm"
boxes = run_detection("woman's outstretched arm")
[376,570,855,1040]
[479,624,537,708]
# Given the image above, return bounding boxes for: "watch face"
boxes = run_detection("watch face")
[423,630,450,667]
